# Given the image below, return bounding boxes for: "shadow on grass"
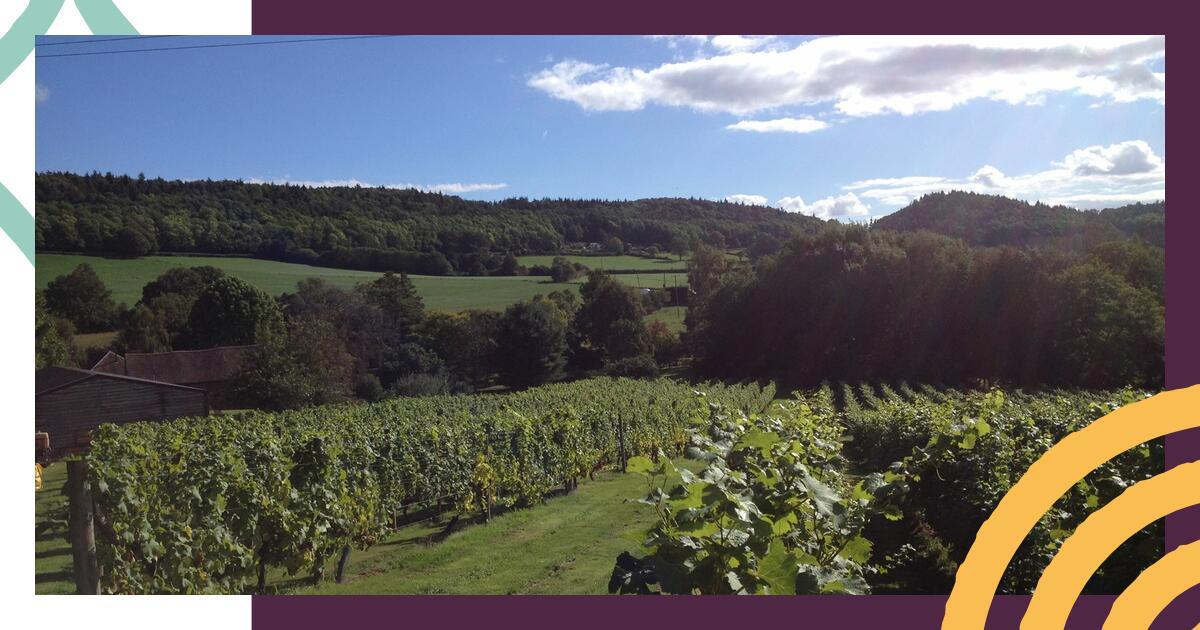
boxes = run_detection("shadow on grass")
[35,528,67,543]
[36,547,71,560]
[36,569,72,584]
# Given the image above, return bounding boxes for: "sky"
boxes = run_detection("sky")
[34,35,1165,220]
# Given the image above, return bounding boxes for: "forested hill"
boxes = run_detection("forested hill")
[35,172,821,272]
[873,191,1164,249]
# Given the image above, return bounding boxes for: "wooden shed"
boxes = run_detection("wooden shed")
[36,366,210,452]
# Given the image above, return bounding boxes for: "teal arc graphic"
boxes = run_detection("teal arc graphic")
[0,0,136,265]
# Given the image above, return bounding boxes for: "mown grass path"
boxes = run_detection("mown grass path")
[34,459,693,595]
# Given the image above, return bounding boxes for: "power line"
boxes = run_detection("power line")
[36,35,399,60]
[38,35,178,47]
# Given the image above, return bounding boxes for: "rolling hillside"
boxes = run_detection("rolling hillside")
[873,191,1164,249]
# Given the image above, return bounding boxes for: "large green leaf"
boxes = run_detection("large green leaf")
[758,541,799,594]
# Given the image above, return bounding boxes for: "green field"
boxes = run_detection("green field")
[37,254,639,313]
[35,463,72,594]
[34,459,689,595]
[72,331,117,351]
[517,254,687,271]
[647,306,687,333]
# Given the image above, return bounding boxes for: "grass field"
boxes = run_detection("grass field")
[35,463,73,594]
[288,462,691,595]
[34,459,688,595]
[647,306,687,333]
[518,254,687,271]
[72,331,117,351]
[38,254,670,313]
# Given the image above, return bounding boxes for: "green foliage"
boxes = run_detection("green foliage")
[496,300,569,387]
[141,265,226,304]
[360,272,425,334]
[611,395,897,595]
[113,224,158,257]
[576,271,648,361]
[37,172,818,272]
[239,317,356,410]
[549,256,586,283]
[184,276,284,349]
[873,191,1163,250]
[603,354,660,378]
[43,263,120,333]
[614,385,1158,596]
[690,223,1164,389]
[645,320,683,366]
[417,311,501,388]
[838,386,1161,594]
[35,292,75,368]
[115,304,172,353]
[85,378,773,594]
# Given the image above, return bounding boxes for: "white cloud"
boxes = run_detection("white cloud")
[646,35,710,50]
[531,36,1164,117]
[843,176,945,190]
[847,140,1164,210]
[527,60,648,111]
[725,194,768,205]
[726,117,828,134]
[777,192,871,219]
[710,36,781,54]
[419,182,509,194]
[1057,139,1163,176]
[246,178,507,195]
[35,83,50,103]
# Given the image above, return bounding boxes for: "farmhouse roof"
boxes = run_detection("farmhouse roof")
[91,345,258,385]
[36,366,207,397]
[91,350,125,374]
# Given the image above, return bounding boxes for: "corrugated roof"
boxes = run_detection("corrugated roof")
[36,366,208,397]
[93,345,258,385]
[36,366,92,395]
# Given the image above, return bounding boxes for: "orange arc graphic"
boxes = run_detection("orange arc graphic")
[1103,540,1200,630]
[1021,461,1200,628]
[943,385,1200,629]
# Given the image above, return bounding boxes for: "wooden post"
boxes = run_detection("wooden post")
[67,460,99,595]
[618,416,628,473]
[335,545,352,584]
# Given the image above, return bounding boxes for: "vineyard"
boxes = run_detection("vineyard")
[74,378,1160,595]
[82,377,774,594]
[612,383,1161,595]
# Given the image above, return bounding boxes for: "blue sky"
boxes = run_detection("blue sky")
[35,35,1165,219]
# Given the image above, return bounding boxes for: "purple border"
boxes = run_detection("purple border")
[249,2,1197,626]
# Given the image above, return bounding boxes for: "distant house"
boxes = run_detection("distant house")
[91,345,258,410]
[36,366,209,452]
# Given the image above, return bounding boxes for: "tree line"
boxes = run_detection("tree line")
[684,221,1164,389]
[36,171,817,275]
[36,262,682,409]
[872,191,1164,249]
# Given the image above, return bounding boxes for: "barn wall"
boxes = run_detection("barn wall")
[36,377,208,450]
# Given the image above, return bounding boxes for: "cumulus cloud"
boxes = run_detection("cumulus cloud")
[777,192,871,219]
[726,117,828,134]
[35,83,50,103]
[530,36,1164,117]
[846,140,1164,210]
[726,194,769,205]
[246,178,507,195]
[1058,139,1163,176]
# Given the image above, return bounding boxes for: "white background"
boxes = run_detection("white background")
[3,2,253,628]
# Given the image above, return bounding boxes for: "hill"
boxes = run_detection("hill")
[35,171,821,274]
[872,191,1164,249]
